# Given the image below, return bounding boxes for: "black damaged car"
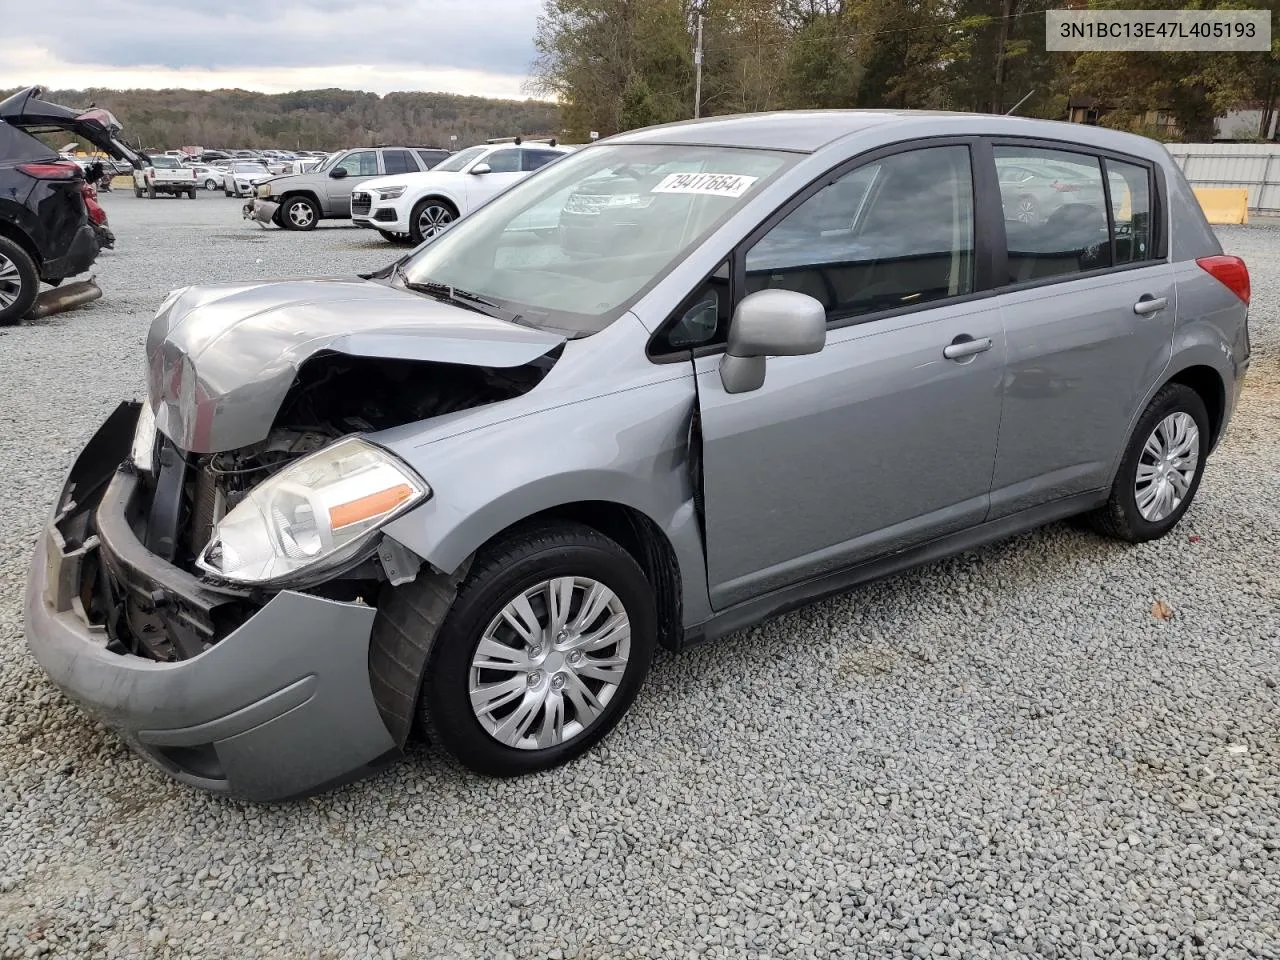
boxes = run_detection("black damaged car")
[0,87,142,325]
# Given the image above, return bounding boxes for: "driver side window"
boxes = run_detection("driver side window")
[484,150,522,174]
[336,151,378,177]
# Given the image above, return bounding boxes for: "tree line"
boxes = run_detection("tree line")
[532,0,1280,142]
[4,87,561,152]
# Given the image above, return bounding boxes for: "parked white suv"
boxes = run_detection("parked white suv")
[352,141,571,244]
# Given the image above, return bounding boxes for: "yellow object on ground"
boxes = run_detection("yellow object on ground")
[1193,187,1249,225]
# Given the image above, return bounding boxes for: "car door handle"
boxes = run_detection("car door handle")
[943,336,993,360]
[1133,296,1168,316]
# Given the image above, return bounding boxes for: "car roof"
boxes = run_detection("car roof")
[606,110,1168,161]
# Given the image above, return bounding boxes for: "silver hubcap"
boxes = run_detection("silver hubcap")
[1135,412,1199,522]
[0,252,23,310]
[1016,198,1037,223]
[288,203,314,227]
[418,205,453,238]
[469,576,631,750]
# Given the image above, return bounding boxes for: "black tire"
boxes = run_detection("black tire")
[377,229,413,245]
[224,188,232,197]
[1085,383,1210,543]
[408,197,457,245]
[390,522,656,776]
[188,189,198,199]
[0,235,39,326]
[280,195,319,231]
[147,183,157,200]
[134,185,143,198]
[205,178,219,191]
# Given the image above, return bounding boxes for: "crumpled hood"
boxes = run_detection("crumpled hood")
[145,277,564,454]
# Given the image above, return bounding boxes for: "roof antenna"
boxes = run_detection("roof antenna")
[1005,89,1035,116]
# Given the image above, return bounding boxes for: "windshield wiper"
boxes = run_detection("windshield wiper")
[393,263,506,317]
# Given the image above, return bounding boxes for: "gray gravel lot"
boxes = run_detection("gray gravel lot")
[1,194,1278,959]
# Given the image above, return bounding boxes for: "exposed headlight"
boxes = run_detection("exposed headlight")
[257,184,273,198]
[376,186,407,199]
[131,401,158,473]
[197,437,428,586]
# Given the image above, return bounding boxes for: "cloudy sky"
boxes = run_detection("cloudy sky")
[0,0,546,99]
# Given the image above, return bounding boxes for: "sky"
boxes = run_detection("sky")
[0,0,546,99]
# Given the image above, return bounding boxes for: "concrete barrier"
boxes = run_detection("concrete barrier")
[1193,187,1249,225]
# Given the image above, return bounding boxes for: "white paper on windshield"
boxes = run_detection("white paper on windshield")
[651,173,759,198]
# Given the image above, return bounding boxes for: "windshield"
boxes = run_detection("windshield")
[234,162,266,173]
[150,155,181,168]
[399,144,795,335]
[431,145,487,173]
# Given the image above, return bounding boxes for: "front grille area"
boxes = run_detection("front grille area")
[351,192,372,216]
[374,208,396,222]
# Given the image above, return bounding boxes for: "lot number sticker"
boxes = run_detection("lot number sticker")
[651,173,759,198]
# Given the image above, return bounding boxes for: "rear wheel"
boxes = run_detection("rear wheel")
[0,236,39,327]
[205,178,219,190]
[188,188,198,199]
[409,198,457,244]
[1085,383,1210,543]
[280,196,319,231]
[393,522,656,776]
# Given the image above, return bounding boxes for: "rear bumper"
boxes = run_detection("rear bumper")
[40,223,98,281]
[23,405,400,801]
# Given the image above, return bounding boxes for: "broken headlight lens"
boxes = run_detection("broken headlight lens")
[196,437,428,586]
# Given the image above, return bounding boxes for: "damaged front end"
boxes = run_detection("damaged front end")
[26,278,564,798]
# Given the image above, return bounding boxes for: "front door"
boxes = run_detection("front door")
[988,146,1175,517]
[325,149,380,216]
[464,148,526,211]
[696,144,1007,610]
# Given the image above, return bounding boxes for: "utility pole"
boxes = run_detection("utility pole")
[693,12,704,119]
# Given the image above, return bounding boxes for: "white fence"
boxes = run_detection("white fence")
[1164,143,1280,213]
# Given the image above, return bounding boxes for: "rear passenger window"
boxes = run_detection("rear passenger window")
[995,147,1112,282]
[1105,158,1153,264]
[383,150,415,175]
[744,145,974,323]
[416,150,448,169]
[523,149,563,172]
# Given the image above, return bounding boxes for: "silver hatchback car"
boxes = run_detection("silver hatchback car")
[26,112,1250,800]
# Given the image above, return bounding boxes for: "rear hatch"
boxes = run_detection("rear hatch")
[0,86,144,169]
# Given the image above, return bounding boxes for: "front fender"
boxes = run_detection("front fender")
[377,374,714,628]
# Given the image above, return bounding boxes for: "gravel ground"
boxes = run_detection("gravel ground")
[1,194,1277,959]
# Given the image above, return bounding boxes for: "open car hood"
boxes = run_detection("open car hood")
[0,87,145,168]
[146,277,565,454]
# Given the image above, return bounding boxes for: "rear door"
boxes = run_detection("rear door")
[988,143,1174,517]
[692,142,1006,609]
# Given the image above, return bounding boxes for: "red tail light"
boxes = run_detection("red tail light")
[1051,180,1079,192]
[17,161,82,180]
[1196,255,1250,304]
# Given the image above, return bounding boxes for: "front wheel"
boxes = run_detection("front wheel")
[0,235,39,326]
[134,185,143,198]
[408,198,457,244]
[1085,383,1210,543]
[147,184,157,200]
[377,229,413,245]
[280,196,319,231]
[396,523,656,776]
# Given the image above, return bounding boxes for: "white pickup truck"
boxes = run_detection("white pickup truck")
[133,154,198,199]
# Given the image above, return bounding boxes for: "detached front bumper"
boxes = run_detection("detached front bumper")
[244,198,280,224]
[23,404,400,801]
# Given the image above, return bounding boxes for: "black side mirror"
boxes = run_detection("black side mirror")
[330,167,348,179]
